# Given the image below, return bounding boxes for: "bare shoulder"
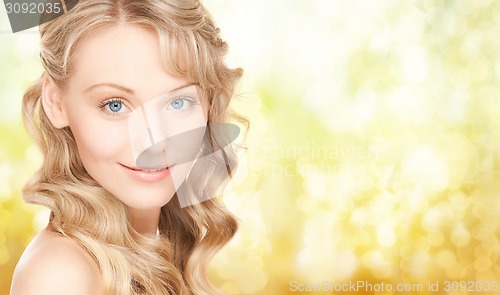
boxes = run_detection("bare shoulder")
[11,228,103,295]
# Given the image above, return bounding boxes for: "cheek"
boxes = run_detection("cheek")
[70,118,129,161]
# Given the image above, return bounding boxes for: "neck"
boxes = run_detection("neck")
[127,207,161,236]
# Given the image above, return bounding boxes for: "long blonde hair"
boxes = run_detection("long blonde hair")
[21,0,243,294]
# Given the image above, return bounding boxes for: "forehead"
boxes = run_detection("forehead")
[69,23,189,94]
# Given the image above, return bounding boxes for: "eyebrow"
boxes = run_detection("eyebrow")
[169,82,199,93]
[84,83,134,94]
[84,82,198,95]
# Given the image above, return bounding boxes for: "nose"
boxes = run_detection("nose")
[136,140,169,169]
[135,126,207,169]
[127,90,208,171]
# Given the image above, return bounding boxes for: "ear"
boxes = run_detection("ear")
[41,74,68,128]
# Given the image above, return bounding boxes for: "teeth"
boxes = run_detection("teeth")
[141,168,164,172]
[123,164,169,172]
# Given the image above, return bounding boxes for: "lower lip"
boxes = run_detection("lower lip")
[120,164,172,182]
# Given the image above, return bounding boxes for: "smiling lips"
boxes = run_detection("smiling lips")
[119,163,173,182]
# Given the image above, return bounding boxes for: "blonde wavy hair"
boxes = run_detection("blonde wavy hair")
[21,0,243,294]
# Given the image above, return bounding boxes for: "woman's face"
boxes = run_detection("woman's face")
[51,24,209,209]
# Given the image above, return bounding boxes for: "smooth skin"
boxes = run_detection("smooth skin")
[11,23,208,294]
[10,229,103,294]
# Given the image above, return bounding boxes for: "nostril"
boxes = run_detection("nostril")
[144,141,166,154]
[136,140,171,169]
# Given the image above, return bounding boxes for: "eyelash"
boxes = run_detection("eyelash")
[97,98,126,117]
[96,96,200,116]
[168,97,199,110]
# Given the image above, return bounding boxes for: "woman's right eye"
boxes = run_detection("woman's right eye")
[107,101,123,112]
[97,98,130,116]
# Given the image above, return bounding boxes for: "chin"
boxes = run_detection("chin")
[112,187,177,210]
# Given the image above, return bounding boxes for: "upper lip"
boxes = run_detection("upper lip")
[119,163,172,171]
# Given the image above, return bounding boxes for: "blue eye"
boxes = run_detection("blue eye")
[97,98,128,116]
[168,97,198,110]
[108,101,123,112]
[170,98,184,110]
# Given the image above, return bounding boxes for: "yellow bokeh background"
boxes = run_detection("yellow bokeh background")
[1,0,500,294]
